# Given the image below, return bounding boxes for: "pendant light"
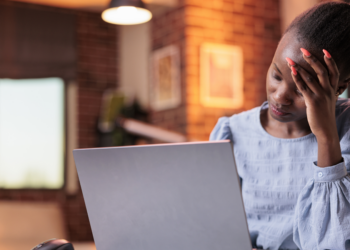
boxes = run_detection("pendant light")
[102,0,152,25]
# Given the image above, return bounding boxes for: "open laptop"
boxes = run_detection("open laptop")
[73,140,252,250]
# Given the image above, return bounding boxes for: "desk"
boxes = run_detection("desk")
[72,242,96,250]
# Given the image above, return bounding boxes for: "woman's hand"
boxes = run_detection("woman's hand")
[286,49,342,167]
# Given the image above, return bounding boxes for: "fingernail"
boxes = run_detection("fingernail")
[323,49,331,59]
[291,66,297,75]
[300,48,311,57]
[286,57,296,66]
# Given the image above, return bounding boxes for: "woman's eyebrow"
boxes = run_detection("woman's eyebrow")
[274,63,282,75]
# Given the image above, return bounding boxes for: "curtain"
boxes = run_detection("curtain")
[0,2,76,80]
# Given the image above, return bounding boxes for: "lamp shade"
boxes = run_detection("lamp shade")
[102,0,152,25]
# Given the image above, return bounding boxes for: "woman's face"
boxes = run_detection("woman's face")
[266,30,350,124]
[266,31,309,123]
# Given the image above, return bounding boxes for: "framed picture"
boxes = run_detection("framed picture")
[200,43,243,109]
[150,45,181,111]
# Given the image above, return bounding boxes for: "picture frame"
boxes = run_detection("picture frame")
[150,45,181,111]
[200,43,244,109]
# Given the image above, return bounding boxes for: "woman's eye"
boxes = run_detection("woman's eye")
[295,89,303,96]
[272,73,282,81]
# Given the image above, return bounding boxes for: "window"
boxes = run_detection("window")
[0,78,65,189]
[340,87,348,98]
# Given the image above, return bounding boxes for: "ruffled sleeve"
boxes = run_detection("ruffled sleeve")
[209,117,233,141]
[293,161,350,250]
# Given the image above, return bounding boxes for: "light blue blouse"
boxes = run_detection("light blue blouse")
[209,99,350,250]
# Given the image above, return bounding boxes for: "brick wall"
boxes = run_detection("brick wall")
[66,11,118,241]
[0,1,118,242]
[77,12,118,149]
[150,0,281,141]
[149,3,187,135]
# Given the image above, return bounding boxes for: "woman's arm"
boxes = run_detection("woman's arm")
[288,49,343,167]
[287,50,350,250]
[209,117,233,141]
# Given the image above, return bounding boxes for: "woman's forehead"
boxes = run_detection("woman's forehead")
[274,31,325,79]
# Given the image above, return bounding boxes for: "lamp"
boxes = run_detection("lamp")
[102,0,152,25]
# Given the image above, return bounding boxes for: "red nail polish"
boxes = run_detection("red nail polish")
[300,48,311,57]
[286,57,296,66]
[291,66,297,75]
[323,49,331,59]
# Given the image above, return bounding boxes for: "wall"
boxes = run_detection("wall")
[150,0,281,141]
[119,23,151,108]
[69,10,118,241]
[0,1,118,242]
[76,12,118,150]
[185,0,281,141]
[149,3,187,135]
[279,0,319,32]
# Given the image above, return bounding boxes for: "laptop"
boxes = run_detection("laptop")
[73,140,252,250]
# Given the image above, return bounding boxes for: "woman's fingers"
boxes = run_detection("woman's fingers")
[322,49,340,92]
[286,58,321,95]
[289,65,312,98]
[299,48,333,93]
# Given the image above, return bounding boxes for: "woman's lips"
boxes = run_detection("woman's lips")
[270,104,290,116]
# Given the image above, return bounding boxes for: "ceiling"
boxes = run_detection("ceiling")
[12,0,178,13]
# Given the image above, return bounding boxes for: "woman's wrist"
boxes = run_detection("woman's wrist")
[317,136,342,168]
[316,131,339,144]
[312,119,338,142]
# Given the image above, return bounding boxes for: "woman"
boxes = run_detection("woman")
[210,2,350,250]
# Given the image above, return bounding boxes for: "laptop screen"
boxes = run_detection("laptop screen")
[74,141,251,250]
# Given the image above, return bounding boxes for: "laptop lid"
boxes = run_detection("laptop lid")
[73,140,252,250]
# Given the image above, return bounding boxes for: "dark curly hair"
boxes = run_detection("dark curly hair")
[285,2,350,73]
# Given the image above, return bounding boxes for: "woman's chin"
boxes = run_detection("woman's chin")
[269,108,293,123]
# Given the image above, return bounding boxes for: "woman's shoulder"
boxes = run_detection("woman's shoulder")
[209,103,265,141]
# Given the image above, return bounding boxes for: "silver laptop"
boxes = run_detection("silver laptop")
[73,140,252,250]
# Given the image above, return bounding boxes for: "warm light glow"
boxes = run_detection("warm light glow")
[102,6,152,25]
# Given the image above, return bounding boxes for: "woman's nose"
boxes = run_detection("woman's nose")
[272,82,292,105]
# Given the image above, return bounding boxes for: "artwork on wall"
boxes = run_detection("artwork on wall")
[200,43,244,109]
[150,45,181,111]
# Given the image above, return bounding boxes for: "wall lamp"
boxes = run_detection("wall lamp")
[102,0,152,25]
